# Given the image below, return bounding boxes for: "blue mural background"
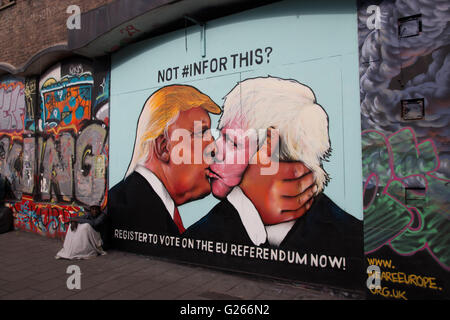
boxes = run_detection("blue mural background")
[110,0,363,228]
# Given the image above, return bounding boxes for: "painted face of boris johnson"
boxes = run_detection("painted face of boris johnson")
[207,119,260,199]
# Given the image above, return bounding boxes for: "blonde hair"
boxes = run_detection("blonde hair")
[125,85,221,177]
[220,76,331,193]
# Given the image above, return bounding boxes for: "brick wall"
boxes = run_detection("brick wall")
[0,0,114,70]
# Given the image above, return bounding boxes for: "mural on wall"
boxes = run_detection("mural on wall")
[358,0,449,299]
[0,58,110,238]
[109,78,363,289]
[109,0,364,290]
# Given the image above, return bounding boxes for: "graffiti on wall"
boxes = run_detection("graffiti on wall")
[24,78,37,132]
[12,195,82,238]
[358,0,449,299]
[41,77,93,131]
[363,127,449,267]
[0,80,25,132]
[0,58,110,238]
[0,134,22,199]
[37,67,108,205]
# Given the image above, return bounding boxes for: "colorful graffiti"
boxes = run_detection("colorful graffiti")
[11,195,83,238]
[41,78,92,131]
[358,0,449,299]
[363,127,450,269]
[0,58,110,238]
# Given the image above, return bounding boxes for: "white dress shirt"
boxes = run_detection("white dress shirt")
[135,165,175,221]
[227,186,295,247]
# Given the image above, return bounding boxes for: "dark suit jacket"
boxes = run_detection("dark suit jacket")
[184,192,362,260]
[183,192,364,290]
[108,171,180,253]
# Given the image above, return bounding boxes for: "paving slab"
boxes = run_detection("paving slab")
[0,230,363,300]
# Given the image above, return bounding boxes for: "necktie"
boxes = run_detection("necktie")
[173,207,185,234]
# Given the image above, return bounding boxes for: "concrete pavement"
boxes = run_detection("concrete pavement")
[0,230,364,300]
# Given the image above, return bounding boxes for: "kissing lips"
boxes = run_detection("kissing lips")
[206,167,221,180]
[206,167,241,189]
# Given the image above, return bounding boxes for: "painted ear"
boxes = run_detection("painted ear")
[257,126,280,160]
[251,126,280,165]
[265,126,280,157]
[154,135,170,163]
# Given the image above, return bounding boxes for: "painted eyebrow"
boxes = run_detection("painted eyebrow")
[191,123,210,134]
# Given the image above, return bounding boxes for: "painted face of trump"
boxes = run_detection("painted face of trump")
[126,85,221,205]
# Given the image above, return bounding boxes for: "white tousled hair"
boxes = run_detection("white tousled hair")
[219,76,331,193]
